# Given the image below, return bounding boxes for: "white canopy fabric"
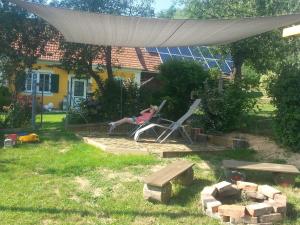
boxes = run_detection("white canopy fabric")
[10,0,300,47]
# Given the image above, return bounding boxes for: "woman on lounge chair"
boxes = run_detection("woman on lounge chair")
[108,105,158,133]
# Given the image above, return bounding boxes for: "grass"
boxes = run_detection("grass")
[0,112,300,225]
[35,113,66,129]
[238,100,276,136]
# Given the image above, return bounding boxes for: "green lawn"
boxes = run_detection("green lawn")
[35,113,66,129]
[237,100,276,137]
[0,113,299,225]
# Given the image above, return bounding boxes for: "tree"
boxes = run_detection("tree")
[51,0,155,91]
[0,0,56,91]
[157,5,177,18]
[181,0,300,81]
[158,59,209,120]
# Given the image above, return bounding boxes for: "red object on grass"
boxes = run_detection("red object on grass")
[5,134,17,141]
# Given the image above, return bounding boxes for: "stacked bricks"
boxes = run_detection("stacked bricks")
[200,181,287,224]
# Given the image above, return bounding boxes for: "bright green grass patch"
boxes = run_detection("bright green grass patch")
[254,100,276,117]
[35,113,66,129]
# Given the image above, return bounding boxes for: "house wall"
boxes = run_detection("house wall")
[20,64,69,109]
[17,63,140,109]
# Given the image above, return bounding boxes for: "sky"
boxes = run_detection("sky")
[46,0,175,14]
[154,0,174,13]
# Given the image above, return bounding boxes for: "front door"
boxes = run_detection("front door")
[70,78,87,108]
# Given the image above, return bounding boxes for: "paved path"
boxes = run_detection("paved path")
[76,131,226,155]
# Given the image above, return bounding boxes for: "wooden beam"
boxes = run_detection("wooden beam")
[282,25,300,37]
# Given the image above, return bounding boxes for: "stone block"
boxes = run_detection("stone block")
[143,183,172,203]
[220,215,230,222]
[230,216,258,224]
[246,203,274,217]
[219,204,245,218]
[248,223,272,225]
[232,138,249,149]
[266,199,287,213]
[246,191,267,201]
[258,185,281,199]
[237,181,258,192]
[259,213,283,223]
[201,195,217,209]
[196,133,208,143]
[201,186,217,197]
[205,209,221,220]
[243,216,259,224]
[273,193,287,206]
[214,181,232,193]
[206,200,222,213]
[230,216,244,224]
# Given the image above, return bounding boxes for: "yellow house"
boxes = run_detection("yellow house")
[15,44,161,109]
[7,44,233,110]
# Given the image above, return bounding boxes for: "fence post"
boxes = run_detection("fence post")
[31,73,37,130]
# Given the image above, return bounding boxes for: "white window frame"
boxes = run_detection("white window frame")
[24,70,53,95]
[0,72,8,87]
[38,73,51,93]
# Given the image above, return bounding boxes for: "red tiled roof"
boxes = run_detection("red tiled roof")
[39,42,161,72]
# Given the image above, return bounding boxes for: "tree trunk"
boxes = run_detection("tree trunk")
[230,44,244,84]
[90,71,104,93]
[105,46,113,80]
[234,61,243,83]
[88,62,104,92]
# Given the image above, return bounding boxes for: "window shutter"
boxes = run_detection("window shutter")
[51,74,59,93]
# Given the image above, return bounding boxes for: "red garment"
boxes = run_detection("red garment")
[136,112,154,124]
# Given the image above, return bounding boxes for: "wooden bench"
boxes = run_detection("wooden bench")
[143,160,195,203]
[223,159,300,186]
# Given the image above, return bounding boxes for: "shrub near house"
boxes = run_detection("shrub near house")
[1,95,32,129]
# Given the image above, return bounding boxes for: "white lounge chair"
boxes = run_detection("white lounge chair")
[134,99,201,144]
[129,99,167,137]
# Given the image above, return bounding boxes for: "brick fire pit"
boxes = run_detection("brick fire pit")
[201,181,287,224]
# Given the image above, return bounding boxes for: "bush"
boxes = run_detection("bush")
[0,86,12,109]
[2,96,32,128]
[198,76,256,133]
[158,59,209,120]
[1,95,32,128]
[268,63,300,152]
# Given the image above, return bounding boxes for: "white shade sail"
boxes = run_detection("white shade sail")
[10,0,300,47]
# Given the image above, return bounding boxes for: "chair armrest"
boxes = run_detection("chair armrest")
[159,118,174,123]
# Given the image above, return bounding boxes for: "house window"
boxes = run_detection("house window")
[39,73,51,92]
[73,80,85,97]
[25,72,52,93]
[25,73,33,92]
[0,72,7,86]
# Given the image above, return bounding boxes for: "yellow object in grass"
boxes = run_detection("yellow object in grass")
[18,133,39,143]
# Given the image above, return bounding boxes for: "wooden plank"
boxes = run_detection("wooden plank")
[161,149,229,158]
[283,25,300,37]
[144,161,194,187]
[223,160,300,174]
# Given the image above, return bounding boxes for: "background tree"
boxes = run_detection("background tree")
[158,59,209,120]
[0,0,56,91]
[50,0,155,91]
[181,0,300,81]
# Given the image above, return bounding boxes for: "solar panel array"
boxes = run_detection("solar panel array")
[146,46,234,75]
